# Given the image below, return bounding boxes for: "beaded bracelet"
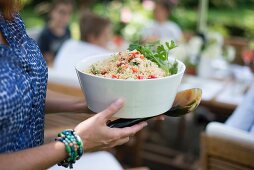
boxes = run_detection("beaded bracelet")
[55,129,84,169]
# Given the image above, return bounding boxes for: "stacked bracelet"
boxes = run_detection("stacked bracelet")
[55,129,84,169]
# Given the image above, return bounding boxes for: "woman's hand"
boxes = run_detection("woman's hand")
[74,99,148,151]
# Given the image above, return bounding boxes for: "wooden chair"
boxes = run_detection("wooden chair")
[201,122,254,170]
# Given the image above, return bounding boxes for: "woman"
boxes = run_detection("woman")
[141,0,182,43]
[0,1,153,169]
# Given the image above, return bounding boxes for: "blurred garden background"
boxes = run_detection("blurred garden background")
[21,0,254,41]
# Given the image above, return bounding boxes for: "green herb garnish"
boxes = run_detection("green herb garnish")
[131,61,140,66]
[91,65,99,74]
[117,67,122,73]
[128,41,178,75]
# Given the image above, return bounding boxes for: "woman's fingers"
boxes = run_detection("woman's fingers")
[112,137,130,147]
[109,122,148,147]
[151,115,165,121]
[99,98,124,120]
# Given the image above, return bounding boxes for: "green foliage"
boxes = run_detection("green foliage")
[20,8,44,28]
[92,0,152,41]
[21,0,254,39]
[21,0,33,6]
[92,1,122,35]
[207,7,254,39]
[171,8,197,31]
[128,41,178,75]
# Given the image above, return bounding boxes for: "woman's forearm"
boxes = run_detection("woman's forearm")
[0,142,67,170]
[45,90,92,114]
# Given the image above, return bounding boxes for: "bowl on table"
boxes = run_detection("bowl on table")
[76,53,185,118]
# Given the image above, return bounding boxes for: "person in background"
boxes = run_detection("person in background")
[53,12,112,79]
[37,0,73,66]
[225,82,254,133]
[224,59,254,133]
[141,0,183,43]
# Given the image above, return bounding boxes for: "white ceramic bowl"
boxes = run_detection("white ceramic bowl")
[76,53,185,118]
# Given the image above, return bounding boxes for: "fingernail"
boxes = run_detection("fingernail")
[115,98,124,107]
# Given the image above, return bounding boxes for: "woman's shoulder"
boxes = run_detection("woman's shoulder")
[0,13,27,43]
[8,13,26,31]
[166,21,182,30]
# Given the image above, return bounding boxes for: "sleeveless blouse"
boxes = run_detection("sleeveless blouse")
[0,14,48,152]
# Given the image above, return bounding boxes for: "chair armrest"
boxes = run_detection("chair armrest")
[201,132,254,169]
[206,122,254,146]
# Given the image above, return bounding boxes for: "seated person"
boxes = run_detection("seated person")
[52,12,112,79]
[141,0,183,43]
[225,82,254,133]
[37,0,73,66]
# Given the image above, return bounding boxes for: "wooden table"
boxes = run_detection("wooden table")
[180,75,249,116]
[201,99,237,116]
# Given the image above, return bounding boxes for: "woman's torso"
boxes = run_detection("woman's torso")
[142,21,183,42]
[0,14,48,152]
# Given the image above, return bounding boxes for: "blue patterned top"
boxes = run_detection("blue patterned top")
[0,14,48,152]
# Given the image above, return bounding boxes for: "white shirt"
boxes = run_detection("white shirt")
[54,39,109,77]
[142,21,183,43]
[49,40,109,86]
